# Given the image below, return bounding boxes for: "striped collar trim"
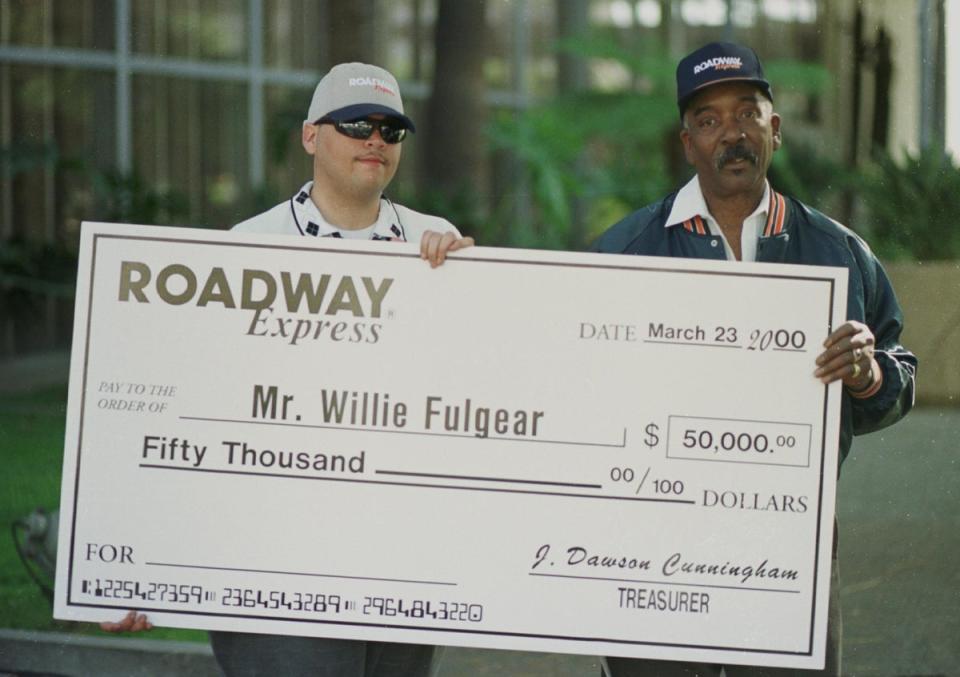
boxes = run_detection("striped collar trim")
[679,214,708,234]
[763,189,787,237]
[288,182,407,241]
[667,177,787,238]
[678,191,786,248]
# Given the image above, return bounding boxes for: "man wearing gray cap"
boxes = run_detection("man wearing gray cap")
[592,42,916,676]
[234,62,473,264]
[101,62,470,677]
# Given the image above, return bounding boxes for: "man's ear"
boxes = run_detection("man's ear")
[302,122,318,155]
[771,112,782,151]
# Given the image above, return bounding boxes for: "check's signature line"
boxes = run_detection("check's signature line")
[375,469,602,489]
[177,416,627,449]
[145,561,456,587]
[529,572,801,594]
[139,464,695,504]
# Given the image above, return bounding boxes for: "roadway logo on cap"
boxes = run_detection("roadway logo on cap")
[348,77,397,97]
[693,57,743,75]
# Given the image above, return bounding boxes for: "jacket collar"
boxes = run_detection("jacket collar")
[664,176,786,237]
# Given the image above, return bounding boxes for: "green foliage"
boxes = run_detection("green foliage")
[0,141,59,178]
[768,140,852,209]
[68,162,190,226]
[0,388,70,630]
[2,142,190,227]
[858,146,960,261]
[487,35,677,250]
[553,33,677,93]
[0,144,191,302]
[484,34,839,251]
[266,92,308,166]
[0,239,76,304]
[394,183,488,243]
[487,103,582,248]
[0,387,207,641]
[764,60,831,98]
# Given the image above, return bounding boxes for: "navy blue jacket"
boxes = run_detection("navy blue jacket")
[591,189,917,466]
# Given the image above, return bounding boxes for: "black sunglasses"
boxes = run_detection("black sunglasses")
[319,117,408,144]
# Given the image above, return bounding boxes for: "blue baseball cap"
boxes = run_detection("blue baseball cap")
[676,42,773,118]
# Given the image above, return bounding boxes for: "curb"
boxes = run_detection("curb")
[0,629,218,677]
[0,352,70,395]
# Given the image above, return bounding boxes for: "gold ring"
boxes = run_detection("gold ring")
[851,361,862,379]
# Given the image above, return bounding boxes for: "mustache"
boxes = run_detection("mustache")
[717,144,758,169]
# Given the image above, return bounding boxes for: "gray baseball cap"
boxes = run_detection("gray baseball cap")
[305,63,415,131]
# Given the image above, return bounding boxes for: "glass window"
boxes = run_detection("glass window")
[132,74,248,228]
[263,83,312,204]
[0,0,115,50]
[379,0,422,81]
[0,62,112,360]
[131,0,247,61]
[0,64,115,242]
[263,0,324,71]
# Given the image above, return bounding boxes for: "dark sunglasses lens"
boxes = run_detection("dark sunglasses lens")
[378,124,406,144]
[335,120,374,140]
[331,119,406,143]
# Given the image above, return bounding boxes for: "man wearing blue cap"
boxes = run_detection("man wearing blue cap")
[593,43,916,676]
[100,62,471,677]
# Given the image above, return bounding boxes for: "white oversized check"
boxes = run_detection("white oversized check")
[55,222,846,669]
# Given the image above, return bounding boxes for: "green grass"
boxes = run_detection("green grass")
[0,386,205,642]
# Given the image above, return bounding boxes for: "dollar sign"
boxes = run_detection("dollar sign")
[644,423,660,448]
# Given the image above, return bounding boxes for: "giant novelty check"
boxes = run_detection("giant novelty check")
[55,222,846,669]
